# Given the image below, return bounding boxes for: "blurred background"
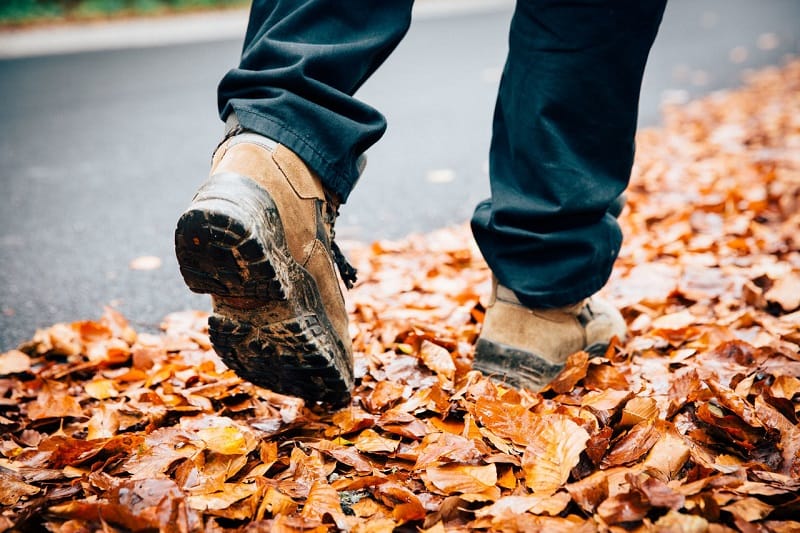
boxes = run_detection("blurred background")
[1,0,799,349]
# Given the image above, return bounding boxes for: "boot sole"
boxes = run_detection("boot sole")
[473,338,607,392]
[174,172,353,406]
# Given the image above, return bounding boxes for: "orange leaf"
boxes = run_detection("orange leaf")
[521,414,589,495]
[619,397,659,428]
[548,351,590,393]
[423,464,497,495]
[419,340,456,382]
[353,429,399,454]
[300,480,348,530]
[472,396,539,447]
[413,432,485,470]
[474,492,570,518]
[601,420,661,468]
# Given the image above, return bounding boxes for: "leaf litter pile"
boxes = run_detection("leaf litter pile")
[2,61,800,532]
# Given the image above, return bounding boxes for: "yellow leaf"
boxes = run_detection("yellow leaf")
[84,379,118,400]
[196,426,248,455]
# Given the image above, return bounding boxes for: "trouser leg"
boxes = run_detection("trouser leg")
[218,0,415,203]
[471,0,666,308]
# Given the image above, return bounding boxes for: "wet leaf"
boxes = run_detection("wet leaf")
[602,420,661,467]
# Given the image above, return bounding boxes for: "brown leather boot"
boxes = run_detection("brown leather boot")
[175,129,356,406]
[473,280,626,391]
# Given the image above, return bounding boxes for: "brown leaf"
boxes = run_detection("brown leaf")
[413,432,485,470]
[581,389,634,425]
[653,510,709,532]
[0,471,40,505]
[423,464,497,495]
[353,429,400,454]
[628,472,685,509]
[548,351,590,393]
[597,490,650,524]
[565,469,610,514]
[314,440,373,475]
[619,396,659,428]
[585,425,613,465]
[584,362,630,391]
[722,497,773,522]
[643,425,691,481]
[474,492,571,518]
[705,379,763,428]
[366,380,405,412]
[521,414,589,495]
[27,380,84,420]
[602,420,661,468]
[330,407,376,435]
[187,483,259,512]
[754,395,800,477]
[472,395,539,447]
[419,340,455,382]
[260,486,298,517]
[49,479,194,531]
[374,482,425,523]
[300,480,348,530]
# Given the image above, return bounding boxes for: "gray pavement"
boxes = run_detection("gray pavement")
[1,0,799,350]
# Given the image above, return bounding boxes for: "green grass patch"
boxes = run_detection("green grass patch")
[0,0,250,27]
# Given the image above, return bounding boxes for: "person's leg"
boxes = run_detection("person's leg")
[176,0,414,406]
[473,0,666,389]
[218,0,414,203]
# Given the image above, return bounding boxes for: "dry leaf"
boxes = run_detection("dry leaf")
[0,350,31,375]
[423,464,497,495]
[521,414,589,495]
[419,340,456,382]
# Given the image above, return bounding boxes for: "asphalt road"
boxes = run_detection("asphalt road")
[1,0,799,349]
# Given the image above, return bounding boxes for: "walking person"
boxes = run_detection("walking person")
[175,0,667,406]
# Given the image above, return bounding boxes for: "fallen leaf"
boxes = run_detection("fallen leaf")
[521,414,589,495]
[0,350,31,375]
[419,340,456,382]
[423,464,497,495]
[602,420,661,468]
[353,429,400,454]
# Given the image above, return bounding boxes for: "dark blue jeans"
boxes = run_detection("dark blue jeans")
[218,0,666,308]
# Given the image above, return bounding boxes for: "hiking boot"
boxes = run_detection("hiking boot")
[174,127,357,406]
[474,280,626,391]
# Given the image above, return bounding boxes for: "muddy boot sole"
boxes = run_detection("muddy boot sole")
[174,172,353,406]
[473,338,608,391]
